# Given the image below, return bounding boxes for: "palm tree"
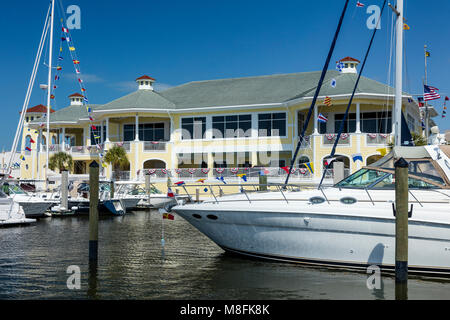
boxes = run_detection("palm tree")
[103,145,130,180]
[48,152,73,173]
[387,131,427,150]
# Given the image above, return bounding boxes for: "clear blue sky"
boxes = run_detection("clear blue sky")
[0,0,448,150]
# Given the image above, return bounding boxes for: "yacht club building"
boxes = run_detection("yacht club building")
[20,57,436,183]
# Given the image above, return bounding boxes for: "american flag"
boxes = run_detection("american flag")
[356,1,365,7]
[424,85,440,101]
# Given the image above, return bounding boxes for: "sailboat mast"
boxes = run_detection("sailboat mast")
[45,0,55,185]
[394,0,403,147]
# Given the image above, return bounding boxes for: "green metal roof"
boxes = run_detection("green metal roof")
[33,70,405,123]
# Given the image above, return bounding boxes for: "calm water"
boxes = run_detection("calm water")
[1,210,450,300]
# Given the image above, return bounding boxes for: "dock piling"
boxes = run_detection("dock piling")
[145,171,151,206]
[394,157,409,300]
[259,172,267,191]
[89,161,99,262]
[196,187,200,203]
[61,170,68,210]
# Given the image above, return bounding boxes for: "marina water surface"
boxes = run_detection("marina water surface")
[1,210,450,300]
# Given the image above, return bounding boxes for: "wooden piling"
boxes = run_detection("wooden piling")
[259,172,267,191]
[196,187,200,203]
[89,161,99,262]
[394,157,409,300]
[110,179,114,199]
[333,161,345,184]
[61,170,68,210]
[145,172,151,206]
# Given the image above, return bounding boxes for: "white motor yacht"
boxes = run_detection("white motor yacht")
[0,185,36,226]
[3,181,53,218]
[172,146,450,276]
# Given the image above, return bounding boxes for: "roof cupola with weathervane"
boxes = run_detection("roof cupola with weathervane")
[136,75,156,91]
[68,93,84,106]
[338,57,360,74]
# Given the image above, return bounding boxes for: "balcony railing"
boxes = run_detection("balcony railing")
[113,142,131,151]
[299,135,312,149]
[144,141,167,152]
[366,133,390,145]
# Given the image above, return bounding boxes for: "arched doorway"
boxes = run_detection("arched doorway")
[323,154,350,178]
[25,135,32,150]
[366,154,383,166]
[143,159,166,169]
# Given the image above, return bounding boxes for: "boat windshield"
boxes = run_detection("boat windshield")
[3,183,28,195]
[336,168,441,189]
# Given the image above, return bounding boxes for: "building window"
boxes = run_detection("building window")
[258,113,286,137]
[212,114,251,138]
[26,117,29,122]
[334,113,356,133]
[297,113,305,135]
[123,123,165,141]
[182,117,206,140]
[361,111,391,133]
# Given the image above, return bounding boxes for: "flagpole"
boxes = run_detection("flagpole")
[45,0,55,189]
[394,0,403,147]
[424,44,429,142]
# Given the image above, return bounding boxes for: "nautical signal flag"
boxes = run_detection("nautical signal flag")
[196,178,206,183]
[318,113,328,123]
[330,78,337,88]
[81,88,86,92]
[305,162,314,174]
[417,97,424,107]
[324,157,336,166]
[377,148,387,156]
[167,188,175,198]
[174,181,185,186]
[425,51,430,57]
[73,60,80,64]
[356,1,364,7]
[352,153,363,162]
[216,176,227,184]
[204,187,208,193]
[259,168,270,176]
[163,213,175,220]
[446,96,449,101]
[324,96,332,107]
[56,66,62,70]
[30,138,35,144]
[336,61,344,72]
[25,147,31,151]
[54,75,60,81]
[50,94,55,99]
[89,116,94,121]
[424,85,440,101]
[62,27,69,33]
[20,155,25,161]
[403,23,410,30]
[237,174,247,182]
[281,166,289,174]
[69,46,76,51]
[91,125,97,130]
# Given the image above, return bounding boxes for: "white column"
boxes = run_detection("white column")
[134,114,139,141]
[313,105,319,134]
[62,127,66,150]
[355,102,361,133]
[39,129,43,152]
[105,117,110,143]
[100,120,104,144]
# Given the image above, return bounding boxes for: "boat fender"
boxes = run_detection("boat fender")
[392,203,413,218]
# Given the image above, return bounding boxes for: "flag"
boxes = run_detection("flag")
[62,27,69,33]
[92,125,97,130]
[403,23,410,30]
[204,187,208,192]
[50,94,55,99]
[216,176,227,184]
[376,148,387,156]
[87,107,92,113]
[424,85,440,101]
[356,1,364,7]
[61,37,71,42]
[56,66,62,70]
[69,46,76,51]
[281,166,289,174]
[305,162,314,174]
[336,61,344,72]
[174,181,185,186]
[318,113,328,123]
[445,96,449,101]
[58,56,63,61]
[237,173,247,182]
[323,96,332,107]
[76,69,81,74]
[73,60,80,64]
[330,78,337,88]
[89,116,94,121]
[81,88,86,92]
[417,97,424,107]
[196,178,206,183]
[20,155,25,161]
[30,138,35,144]
[352,153,363,162]
[54,75,60,81]
[25,147,31,151]
[259,168,270,176]
[83,97,89,103]
[324,157,336,166]
[167,188,175,198]
[101,162,108,168]
[425,51,430,57]
[163,213,175,220]
[78,78,83,83]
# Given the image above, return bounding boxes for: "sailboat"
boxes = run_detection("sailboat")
[171,0,450,276]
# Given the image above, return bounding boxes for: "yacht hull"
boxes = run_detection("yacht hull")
[173,202,450,277]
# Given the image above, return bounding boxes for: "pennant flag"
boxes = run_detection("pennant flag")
[20,155,25,161]
[163,213,175,220]
[59,46,63,53]
[417,96,424,107]
[305,162,314,174]
[330,78,337,88]
[69,46,76,51]
[167,187,175,198]
[237,173,247,182]
[50,94,55,99]
[61,37,71,41]
[425,51,430,57]
[318,113,328,123]
[424,85,440,101]
[91,125,97,130]
[356,1,365,7]
[73,60,80,64]
[76,69,81,74]
[281,166,289,174]
[83,97,89,103]
[93,135,100,139]
[324,157,336,166]
[403,23,410,30]
[56,66,62,71]
[78,78,83,83]
[89,116,94,121]
[81,88,86,92]
[174,181,185,186]
[352,153,363,162]
[62,27,69,33]
[25,147,31,151]
[324,96,332,107]
[58,56,63,61]
[376,148,387,156]
[216,176,227,184]
[101,162,108,168]
[87,107,92,113]
[196,178,206,183]
[54,75,60,81]
[30,138,35,144]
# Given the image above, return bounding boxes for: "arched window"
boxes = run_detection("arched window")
[143,159,166,169]
[25,135,32,150]
[298,156,310,168]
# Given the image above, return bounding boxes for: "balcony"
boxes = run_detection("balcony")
[144,141,167,152]
[366,133,390,145]
[322,133,351,146]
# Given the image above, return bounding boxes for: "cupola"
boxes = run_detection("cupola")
[136,75,156,91]
[338,57,360,74]
[68,93,84,106]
